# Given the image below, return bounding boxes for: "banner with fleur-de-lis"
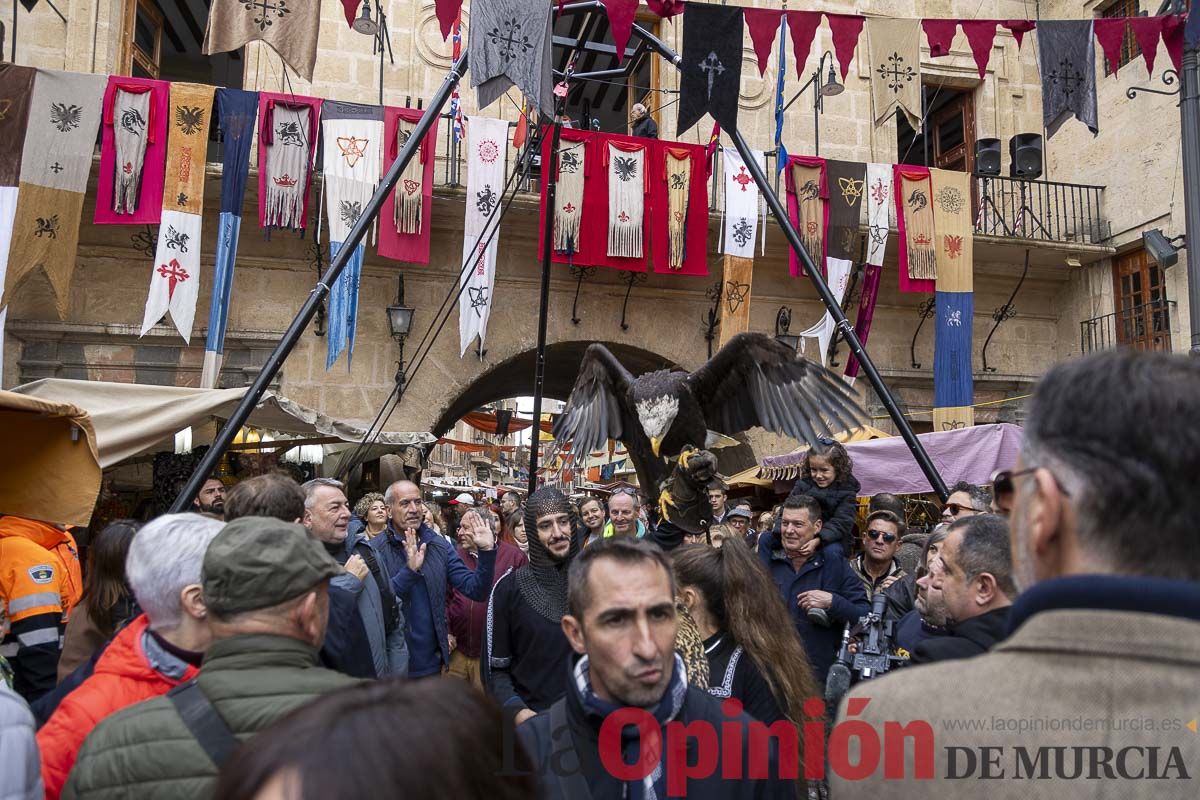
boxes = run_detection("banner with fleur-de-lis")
[867,18,922,131]
[204,0,321,81]
[553,138,586,255]
[469,0,554,118]
[140,83,216,343]
[606,140,646,259]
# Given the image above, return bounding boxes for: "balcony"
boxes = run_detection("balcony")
[1080,299,1176,354]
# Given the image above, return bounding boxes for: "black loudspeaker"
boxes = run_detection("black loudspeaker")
[1143,229,1180,269]
[975,138,1002,176]
[1009,133,1043,179]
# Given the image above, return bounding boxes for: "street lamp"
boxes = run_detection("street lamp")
[775,306,800,352]
[386,273,414,386]
[352,0,378,35]
[784,50,843,157]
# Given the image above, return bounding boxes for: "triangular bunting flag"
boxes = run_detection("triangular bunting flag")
[744,8,784,77]
[1128,16,1165,77]
[787,10,822,79]
[1002,20,1036,50]
[435,0,463,40]
[1163,15,1185,72]
[601,0,639,64]
[677,3,743,136]
[1093,18,1128,77]
[922,19,957,58]
[961,20,999,78]
[826,13,865,81]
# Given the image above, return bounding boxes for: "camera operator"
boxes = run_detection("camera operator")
[759,494,869,683]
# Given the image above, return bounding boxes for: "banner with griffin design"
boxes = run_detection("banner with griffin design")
[785,155,827,277]
[894,164,936,291]
[257,92,321,233]
[721,146,764,259]
[95,76,168,225]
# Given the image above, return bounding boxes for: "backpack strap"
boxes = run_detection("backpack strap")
[548,698,594,800]
[167,679,240,768]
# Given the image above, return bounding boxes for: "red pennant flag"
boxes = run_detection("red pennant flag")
[705,121,721,176]
[744,8,785,77]
[435,0,463,40]
[513,101,529,149]
[602,0,639,64]
[825,13,865,81]
[1093,18,1128,77]
[645,0,684,19]
[961,20,999,78]
[923,19,957,58]
[1002,19,1036,50]
[341,0,358,29]
[1163,14,1185,72]
[787,11,823,79]
[1128,15,1166,77]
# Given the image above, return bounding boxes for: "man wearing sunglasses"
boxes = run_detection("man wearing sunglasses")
[850,510,907,599]
[833,350,1200,795]
[940,481,991,522]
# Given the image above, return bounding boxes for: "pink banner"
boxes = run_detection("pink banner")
[94,76,168,225]
[378,106,440,264]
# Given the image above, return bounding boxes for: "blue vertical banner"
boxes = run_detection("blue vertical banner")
[201,88,259,388]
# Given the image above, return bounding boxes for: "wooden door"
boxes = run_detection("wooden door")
[1112,248,1172,351]
[931,90,976,173]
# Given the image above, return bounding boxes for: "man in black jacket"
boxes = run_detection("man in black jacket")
[520,538,791,799]
[912,514,1014,663]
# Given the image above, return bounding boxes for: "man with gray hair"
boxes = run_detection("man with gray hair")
[38,514,223,799]
[835,350,1200,796]
[302,478,407,678]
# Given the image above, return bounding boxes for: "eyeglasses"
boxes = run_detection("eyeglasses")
[942,502,983,517]
[990,466,1072,512]
[865,529,897,543]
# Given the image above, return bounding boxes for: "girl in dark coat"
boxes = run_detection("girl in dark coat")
[788,440,861,554]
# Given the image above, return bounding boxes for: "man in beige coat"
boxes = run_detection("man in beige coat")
[832,349,1200,798]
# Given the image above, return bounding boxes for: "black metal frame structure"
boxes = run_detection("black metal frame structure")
[172,2,950,511]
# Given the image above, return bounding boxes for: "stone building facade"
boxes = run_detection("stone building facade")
[1,0,1188,462]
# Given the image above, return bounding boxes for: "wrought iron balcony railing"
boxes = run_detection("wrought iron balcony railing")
[973,174,1108,245]
[1080,299,1176,354]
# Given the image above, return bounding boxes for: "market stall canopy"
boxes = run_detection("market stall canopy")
[758,423,1023,496]
[756,425,893,481]
[11,379,435,469]
[0,390,102,527]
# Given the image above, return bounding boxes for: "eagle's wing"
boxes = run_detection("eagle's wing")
[685,332,867,449]
[551,344,637,459]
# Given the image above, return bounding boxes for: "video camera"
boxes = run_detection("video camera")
[824,592,910,707]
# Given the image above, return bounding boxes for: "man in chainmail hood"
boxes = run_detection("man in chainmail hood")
[484,487,581,724]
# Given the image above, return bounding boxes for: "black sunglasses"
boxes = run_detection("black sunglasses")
[942,502,983,516]
[990,466,1072,509]
[865,529,897,543]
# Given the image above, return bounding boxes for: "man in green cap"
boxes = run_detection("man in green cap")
[63,517,359,800]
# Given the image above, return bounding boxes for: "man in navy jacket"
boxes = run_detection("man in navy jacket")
[758,493,869,682]
[370,480,496,678]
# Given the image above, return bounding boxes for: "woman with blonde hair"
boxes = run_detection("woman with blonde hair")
[351,493,388,539]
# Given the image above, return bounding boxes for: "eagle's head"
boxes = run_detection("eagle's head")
[632,372,682,457]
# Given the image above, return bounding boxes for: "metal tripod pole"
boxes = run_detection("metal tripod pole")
[170,53,470,512]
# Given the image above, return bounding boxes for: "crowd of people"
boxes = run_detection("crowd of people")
[1,349,1198,798]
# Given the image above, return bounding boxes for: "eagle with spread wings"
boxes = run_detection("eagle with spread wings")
[552,332,867,532]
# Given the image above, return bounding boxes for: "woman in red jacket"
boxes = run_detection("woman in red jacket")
[37,513,223,800]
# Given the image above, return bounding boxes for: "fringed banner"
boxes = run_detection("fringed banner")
[606,141,645,259]
[825,160,866,261]
[0,64,35,381]
[894,164,936,290]
[257,92,321,233]
[664,147,691,270]
[202,88,258,388]
[721,146,764,259]
[322,101,384,370]
[379,106,440,264]
[393,118,423,234]
[553,138,585,254]
[3,69,106,317]
[717,254,754,349]
[865,162,891,267]
[142,82,216,342]
[95,76,167,225]
[460,116,509,355]
[785,155,827,277]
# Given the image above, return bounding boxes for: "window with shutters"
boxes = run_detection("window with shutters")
[1112,248,1172,351]
[1098,0,1141,75]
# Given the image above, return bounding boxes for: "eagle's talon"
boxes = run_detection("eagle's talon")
[659,489,674,521]
[677,447,697,470]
